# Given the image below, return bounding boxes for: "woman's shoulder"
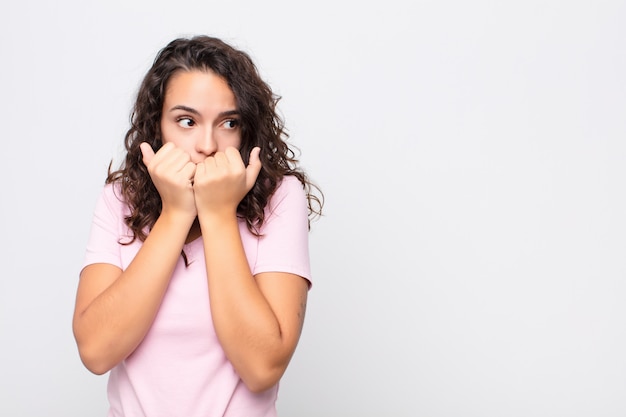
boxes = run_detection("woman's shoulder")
[274,174,305,197]
[95,181,129,216]
[263,175,307,220]
[99,181,124,201]
[266,175,305,208]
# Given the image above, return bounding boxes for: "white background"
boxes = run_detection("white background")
[1,1,625,416]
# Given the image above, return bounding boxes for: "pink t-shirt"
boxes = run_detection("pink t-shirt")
[82,175,311,417]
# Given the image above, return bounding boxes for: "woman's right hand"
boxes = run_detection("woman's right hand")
[140,142,197,218]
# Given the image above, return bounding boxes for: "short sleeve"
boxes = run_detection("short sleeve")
[253,176,312,286]
[82,183,128,273]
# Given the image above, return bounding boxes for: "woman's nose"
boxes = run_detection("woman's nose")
[196,129,217,156]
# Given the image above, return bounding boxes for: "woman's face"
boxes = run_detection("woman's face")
[160,70,241,164]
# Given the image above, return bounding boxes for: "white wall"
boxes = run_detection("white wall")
[1,1,625,416]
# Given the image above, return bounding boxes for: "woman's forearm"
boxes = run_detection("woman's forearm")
[73,211,194,374]
[198,212,301,392]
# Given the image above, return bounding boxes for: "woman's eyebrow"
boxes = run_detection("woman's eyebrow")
[218,110,240,118]
[169,105,201,115]
[168,106,239,118]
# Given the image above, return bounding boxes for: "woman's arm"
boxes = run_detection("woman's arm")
[200,215,309,392]
[194,147,310,392]
[73,143,197,374]
[73,211,194,374]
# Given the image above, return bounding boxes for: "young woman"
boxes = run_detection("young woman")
[73,35,322,417]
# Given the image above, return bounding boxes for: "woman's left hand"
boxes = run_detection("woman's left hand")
[193,147,262,216]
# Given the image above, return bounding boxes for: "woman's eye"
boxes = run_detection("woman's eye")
[177,118,195,128]
[223,119,239,129]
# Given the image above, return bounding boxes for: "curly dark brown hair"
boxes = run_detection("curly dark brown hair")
[107,35,323,244]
